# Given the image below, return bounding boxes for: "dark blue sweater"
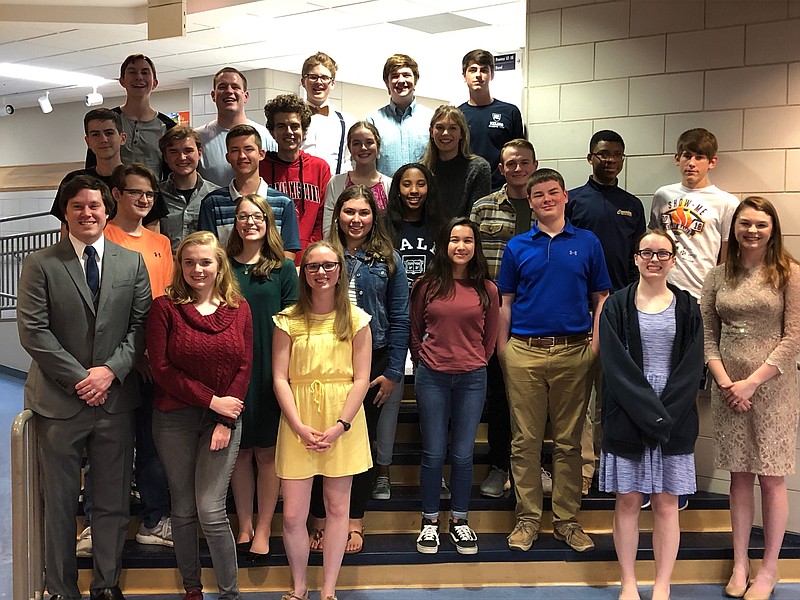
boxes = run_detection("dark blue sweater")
[566,177,646,292]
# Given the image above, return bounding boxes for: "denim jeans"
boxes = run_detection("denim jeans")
[153,407,241,599]
[375,374,403,466]
[415,362,487,520]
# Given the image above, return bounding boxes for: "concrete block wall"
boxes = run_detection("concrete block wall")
[526,0,800,530]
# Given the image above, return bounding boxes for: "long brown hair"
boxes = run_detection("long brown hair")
[724,196,796,290]
[284,241,354,340]
[225,194,286,277]
[420,105,476,173]
[328,185,397,274]
[168,231,242,307]
[412,217,492,310]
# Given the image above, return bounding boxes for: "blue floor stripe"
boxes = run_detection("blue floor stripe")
[0,373,24,600]
[124,583,800,599]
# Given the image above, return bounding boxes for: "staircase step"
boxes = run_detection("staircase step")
[85,490,732,541]
[77,530,800,593]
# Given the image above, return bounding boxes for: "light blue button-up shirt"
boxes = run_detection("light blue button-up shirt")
[367,99,434,177]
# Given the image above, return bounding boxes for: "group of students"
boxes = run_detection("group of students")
[27,47,520,600]
[19,48,800,600]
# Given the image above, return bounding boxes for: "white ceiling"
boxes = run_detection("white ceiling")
[0,0,525,109]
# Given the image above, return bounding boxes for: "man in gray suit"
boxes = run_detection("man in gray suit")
[18,175,151,600]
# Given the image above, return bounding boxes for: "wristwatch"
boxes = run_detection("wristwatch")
[337,418,351,432]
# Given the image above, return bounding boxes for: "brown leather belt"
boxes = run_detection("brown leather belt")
[510,333,590,347]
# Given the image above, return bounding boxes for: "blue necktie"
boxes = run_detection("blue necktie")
[84,246,99,296]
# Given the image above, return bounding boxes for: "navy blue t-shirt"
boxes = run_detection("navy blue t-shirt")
[459,99,524,192]
[566,177,646,292]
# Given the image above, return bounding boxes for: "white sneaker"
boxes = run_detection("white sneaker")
[76,526,92,557]
[449,519,478,555]
[541,468,553,497]
[136,516,174,547]
[416,518,440,554]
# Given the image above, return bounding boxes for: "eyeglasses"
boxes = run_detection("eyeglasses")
[123,188,156,200]
[635,249,674,261]
[304,261,340,273]
[590,152,626,162]
[235,212,266,223]
[303,74,333,85]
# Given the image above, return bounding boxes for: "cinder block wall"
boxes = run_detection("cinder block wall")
[525,0,800,530]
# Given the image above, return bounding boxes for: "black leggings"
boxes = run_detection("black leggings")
[310,346,389,520]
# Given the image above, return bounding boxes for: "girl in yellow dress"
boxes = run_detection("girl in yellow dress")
[272,241,373,600]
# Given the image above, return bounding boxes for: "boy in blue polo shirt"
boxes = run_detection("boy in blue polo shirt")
[497,168,610,554]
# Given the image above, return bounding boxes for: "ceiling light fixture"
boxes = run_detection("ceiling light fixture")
[0,97,13,117]
[85,87,103,107]
[0,62,112,89]
[38,91,53,114]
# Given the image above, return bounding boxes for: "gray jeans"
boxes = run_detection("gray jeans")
[375,374,403,466]
[153,407,241,599]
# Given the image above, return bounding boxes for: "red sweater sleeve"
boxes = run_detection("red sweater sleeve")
[146,297,215,409]
[223,301,253,402]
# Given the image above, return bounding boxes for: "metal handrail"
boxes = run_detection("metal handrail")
[0,211,52,224]
[11,409,45,600]
[1,228,60,317]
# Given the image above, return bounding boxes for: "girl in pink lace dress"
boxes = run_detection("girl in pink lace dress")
[701,197,800,600]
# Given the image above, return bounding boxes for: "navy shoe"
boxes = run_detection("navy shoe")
[641,494,651,509]
[678,494,689,511]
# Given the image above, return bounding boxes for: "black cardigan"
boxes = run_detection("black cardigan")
[599,281,704,459]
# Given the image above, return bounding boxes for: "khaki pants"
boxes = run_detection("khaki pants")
[500,337,595,527]
[580,364,604,479]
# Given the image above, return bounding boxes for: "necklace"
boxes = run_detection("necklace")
[239,258,259,275]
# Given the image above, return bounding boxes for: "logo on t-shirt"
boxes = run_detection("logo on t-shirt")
[488,113,506,129]
[403,254,428,284]
[660,197,707,237]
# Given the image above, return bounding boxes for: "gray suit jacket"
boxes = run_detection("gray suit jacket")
[18,237,152,419]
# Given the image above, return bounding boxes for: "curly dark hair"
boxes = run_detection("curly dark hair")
[264,93,312,133]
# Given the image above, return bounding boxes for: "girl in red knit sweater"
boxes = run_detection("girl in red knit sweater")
[147,231,253,600]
